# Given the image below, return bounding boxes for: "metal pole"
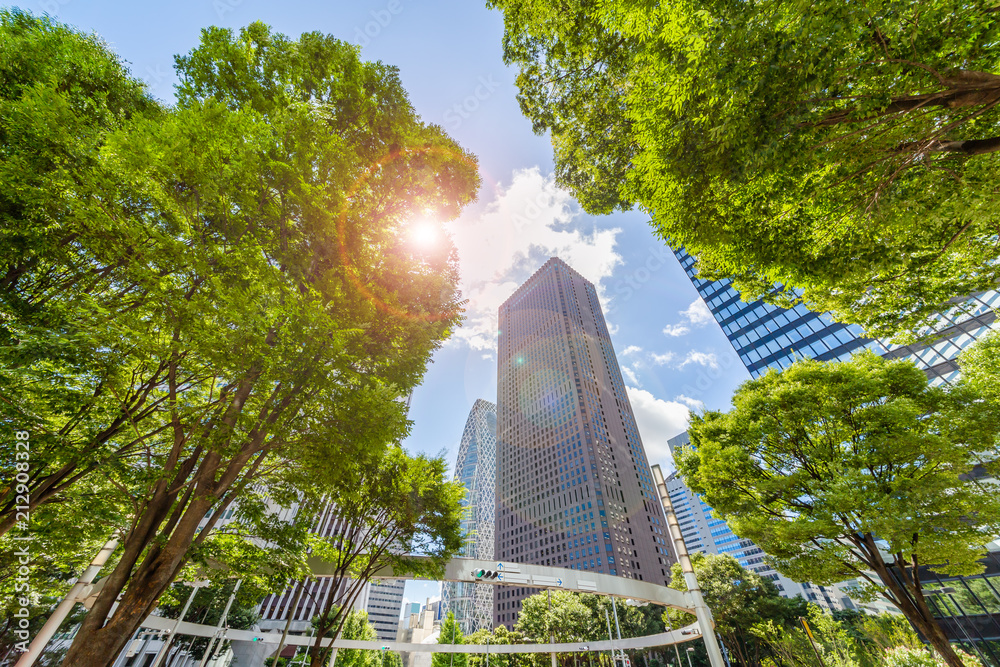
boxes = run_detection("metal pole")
[716,635,731,667]
[684,649,693,667]
[198,579,242,667]
[548,591,557,667]
[297,627,316,666]
[611,598,623,667]
[604,608,615,667]
[15,536,119,667]
[652,465,726,667]
[152,583,203,667]
[662,620,682,667]
[486,636,490,667]
[275,580,306,666]
[798,617,827,667]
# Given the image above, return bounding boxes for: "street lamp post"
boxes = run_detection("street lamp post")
[685,648,694,667]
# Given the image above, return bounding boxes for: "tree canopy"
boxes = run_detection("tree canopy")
[677,351,1000,667]
[434,612,469,667]
[0,12,479,667]
[663,553,808,667]
[490,0,1000,337]
[305,448,465,667]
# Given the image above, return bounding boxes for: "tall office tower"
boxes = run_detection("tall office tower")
[442,399,498,634]
[494,257,675,628]
[673,249,999,383]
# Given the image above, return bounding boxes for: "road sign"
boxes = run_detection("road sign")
[556,578,563,586]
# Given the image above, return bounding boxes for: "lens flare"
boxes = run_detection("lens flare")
[409,220,439,248]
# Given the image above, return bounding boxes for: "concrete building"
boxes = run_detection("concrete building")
[396,598,444,667]
[368,579,407,642]
[494,257,676,627]
[442,399,498,634]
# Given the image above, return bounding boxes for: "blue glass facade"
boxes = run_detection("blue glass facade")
[673,248,999,384]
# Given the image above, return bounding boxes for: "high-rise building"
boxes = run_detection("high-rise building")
[442,399,498,634]
[494,257,675,627]
[367,579,407,641]
[672,248,999,384]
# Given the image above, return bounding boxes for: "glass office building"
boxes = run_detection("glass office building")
[673,248,999,384]
[442,399,498,634]
[494,258,675,627]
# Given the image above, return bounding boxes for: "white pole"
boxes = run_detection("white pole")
[604,608,615,667]
[611,598,623,665]
[14,537,119,667]
[198,580,242,667]
[152,584,202,667]
[651,465,726,667]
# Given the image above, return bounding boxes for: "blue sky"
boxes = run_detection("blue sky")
[27,0,751,610]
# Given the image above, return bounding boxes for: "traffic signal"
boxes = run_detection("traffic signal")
[472,569,499,580]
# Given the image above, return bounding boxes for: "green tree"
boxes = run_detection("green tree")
[677,352,1000,667]
[957,329,1000,404]
[305,449,465,667]
[516,590,593,646]
[662,553,807,667]
[0,14,479,667]
[489,0,1000,338]
[833,610,924,667]
[467,625,534,667]
[433,612,468,667]
[748,604,858,667]
[327,610,379,667]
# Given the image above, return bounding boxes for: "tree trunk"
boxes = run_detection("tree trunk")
[867,555,966,667]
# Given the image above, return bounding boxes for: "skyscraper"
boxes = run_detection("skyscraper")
[494,257,675,627]
[442,399,498,634]
[673,248,999,383]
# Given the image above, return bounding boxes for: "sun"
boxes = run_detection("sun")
[409,220,439,248]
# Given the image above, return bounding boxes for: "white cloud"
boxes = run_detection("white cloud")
[681,299,715,326]
[676,394,706,411]
[622,345,643,356]
[678,351,720,369]
[625,386,691,468]
[446,167,622,351]
[621,366,641,386]
[651,352,675,366]
[661,298,714,338]
[661,324,690,337]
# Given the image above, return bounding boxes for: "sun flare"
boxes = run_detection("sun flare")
[409,220,439,248]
